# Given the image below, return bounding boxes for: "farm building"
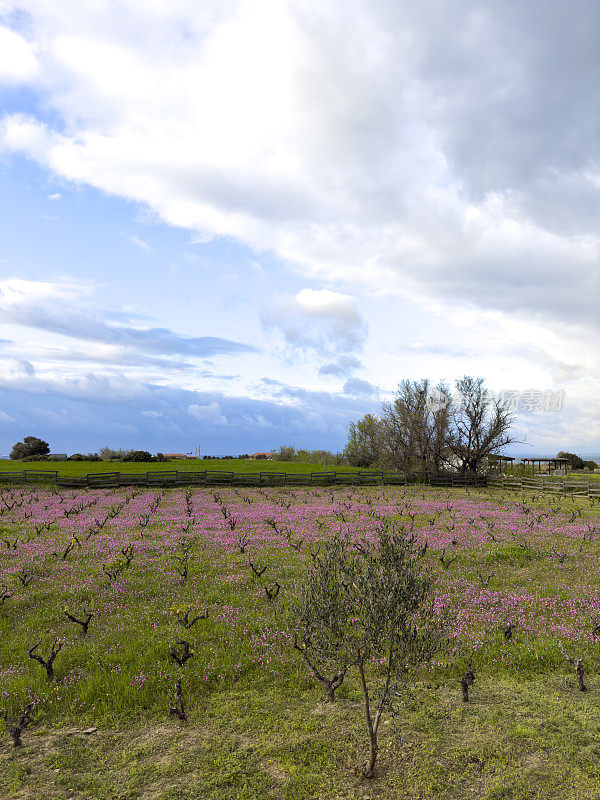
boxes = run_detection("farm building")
[488,454,515,473]
[440,447,507,474]
[520,456,570,475]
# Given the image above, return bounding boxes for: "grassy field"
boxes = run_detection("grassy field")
[1,483,600,799]
[527,472,600,481]
[0,459,363,478]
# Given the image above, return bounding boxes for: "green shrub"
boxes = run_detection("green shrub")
[121,450,155,463]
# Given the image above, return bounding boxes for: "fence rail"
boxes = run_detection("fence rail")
[488,475,600,500]
[0,469,487,489]
[2,469,595,497]
[0,470,59,482]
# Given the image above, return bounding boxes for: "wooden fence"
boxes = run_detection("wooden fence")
[1,470,596,497]
[0,470,59,482]
[488,475,600,501]
[0,469,487,490]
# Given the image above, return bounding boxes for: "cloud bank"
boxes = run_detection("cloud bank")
[0,0,597,329]
[0,1,597,454]
[261,289,367,358]
[0,279,256,360]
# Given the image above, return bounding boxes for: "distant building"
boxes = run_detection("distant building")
[250,451,276,460]
[440,448,509,473]
[49,453,68,461]
[162,453,189,460]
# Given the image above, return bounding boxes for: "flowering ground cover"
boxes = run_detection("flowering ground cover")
[1,484,600,799]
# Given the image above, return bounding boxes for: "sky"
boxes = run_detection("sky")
[0,0,598,458]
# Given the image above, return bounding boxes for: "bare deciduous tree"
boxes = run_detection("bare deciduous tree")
[343,376,517,475]
[380,379,451,472]
[446,376,519,475]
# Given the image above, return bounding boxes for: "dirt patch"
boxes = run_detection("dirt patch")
[261,758,287,783]
[521,751,550,770]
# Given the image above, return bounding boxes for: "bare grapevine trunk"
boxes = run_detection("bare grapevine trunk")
[576,660,587,692]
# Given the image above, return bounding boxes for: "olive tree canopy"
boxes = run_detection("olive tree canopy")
[10,436,50,460]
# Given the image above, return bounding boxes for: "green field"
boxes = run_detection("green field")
[0,458,363,478]
[1,483,600,799]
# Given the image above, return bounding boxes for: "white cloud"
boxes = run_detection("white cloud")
[0,26,39,84]
[188,402,228,425]
[129,235,152,253]
[0,2,598,452]
[48,192,62,200]
[294,289,358,320]
[0,277,255,359]
[0,277,86,303]
[261,288,366,356]
[0,1,597,333]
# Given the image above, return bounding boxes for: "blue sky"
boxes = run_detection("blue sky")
[0,0,598,457]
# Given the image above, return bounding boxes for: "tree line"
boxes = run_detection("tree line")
[343,375,518,475]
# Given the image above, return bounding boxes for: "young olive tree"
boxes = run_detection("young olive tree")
[293,536,351,703]
[294,522,448,778]
[10,436,50,460]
